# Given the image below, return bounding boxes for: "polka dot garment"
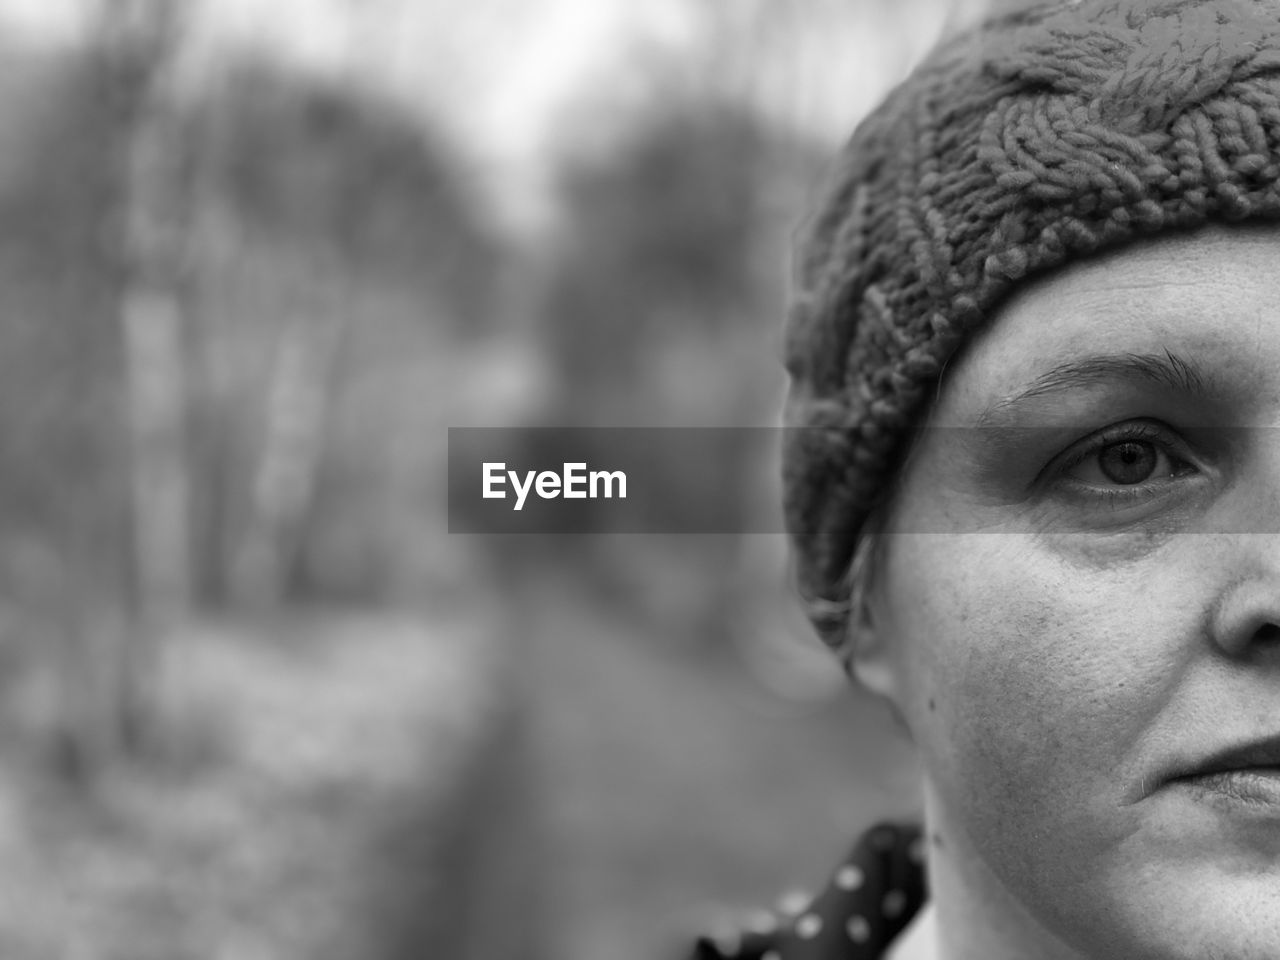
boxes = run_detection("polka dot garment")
[686,823,927,960]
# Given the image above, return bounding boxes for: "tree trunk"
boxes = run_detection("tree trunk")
[230,281,351,610]
[104,0,193,758]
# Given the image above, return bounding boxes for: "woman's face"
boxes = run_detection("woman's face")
[869,225,1280,959]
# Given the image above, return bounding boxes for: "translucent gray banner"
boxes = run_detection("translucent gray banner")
[447,426,1273,534]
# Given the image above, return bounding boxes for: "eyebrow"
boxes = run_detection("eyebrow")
[976,350,1216,428]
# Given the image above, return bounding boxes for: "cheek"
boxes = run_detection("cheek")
[880,533,1197,874]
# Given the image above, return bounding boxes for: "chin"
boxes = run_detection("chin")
[1063,857,1280,960]
[1107,902,1280,960]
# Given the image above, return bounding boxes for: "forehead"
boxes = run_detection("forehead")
[934,225,1280,424]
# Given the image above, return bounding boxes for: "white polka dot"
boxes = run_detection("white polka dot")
[711,928,741,956]
[795,913,823,939]
[776,889,810,916]
[745,910,778,936]
[883,890,907,918]
[847,915,871,943]
[834,864,865,891]
[762,951,782,960]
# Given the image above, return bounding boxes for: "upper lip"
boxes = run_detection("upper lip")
[1168,734,1280,782]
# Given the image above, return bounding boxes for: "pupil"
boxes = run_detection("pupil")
[1099,441,1156,484]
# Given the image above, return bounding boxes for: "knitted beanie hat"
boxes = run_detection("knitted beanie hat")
[784,0,1280,662]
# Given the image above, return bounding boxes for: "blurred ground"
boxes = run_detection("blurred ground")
[0,566,917,960]
[0,608,512,959]
[518,567,920,960]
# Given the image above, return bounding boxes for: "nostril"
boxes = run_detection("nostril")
[1254,623,1280,645]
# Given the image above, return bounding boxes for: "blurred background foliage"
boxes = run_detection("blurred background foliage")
[0,1,972,958]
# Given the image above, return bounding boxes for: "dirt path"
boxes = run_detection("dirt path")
[519,575,920,960]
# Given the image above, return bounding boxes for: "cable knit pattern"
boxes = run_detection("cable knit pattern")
[784,0,1280,661]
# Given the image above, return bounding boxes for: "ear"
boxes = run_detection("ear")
[847,591,901,701]
[843,550,905,704]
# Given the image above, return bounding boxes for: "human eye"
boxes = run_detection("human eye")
[1045,420,1200,505]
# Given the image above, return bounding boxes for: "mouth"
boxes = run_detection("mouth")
[1165,736,1280,808]
[1173,768,1280,806]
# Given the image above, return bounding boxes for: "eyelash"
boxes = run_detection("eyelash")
[1048,420,1197,504]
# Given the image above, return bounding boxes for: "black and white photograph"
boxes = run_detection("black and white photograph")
[0,1,1279,958]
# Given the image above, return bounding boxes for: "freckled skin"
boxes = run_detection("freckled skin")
[864,226,1280,960]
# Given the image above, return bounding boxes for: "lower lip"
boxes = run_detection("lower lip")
[1175,769,1280,808]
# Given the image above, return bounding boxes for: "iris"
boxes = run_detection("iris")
[1097,441,1158,485]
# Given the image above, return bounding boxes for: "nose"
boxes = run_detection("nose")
[1208,540,1280,660]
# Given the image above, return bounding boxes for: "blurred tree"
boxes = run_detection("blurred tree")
[175,58,496,607]
[0,28,156,779]
[545,99,781,426]
[95,0,196,762]
[531,96,815,642]
[0,0,504,772]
